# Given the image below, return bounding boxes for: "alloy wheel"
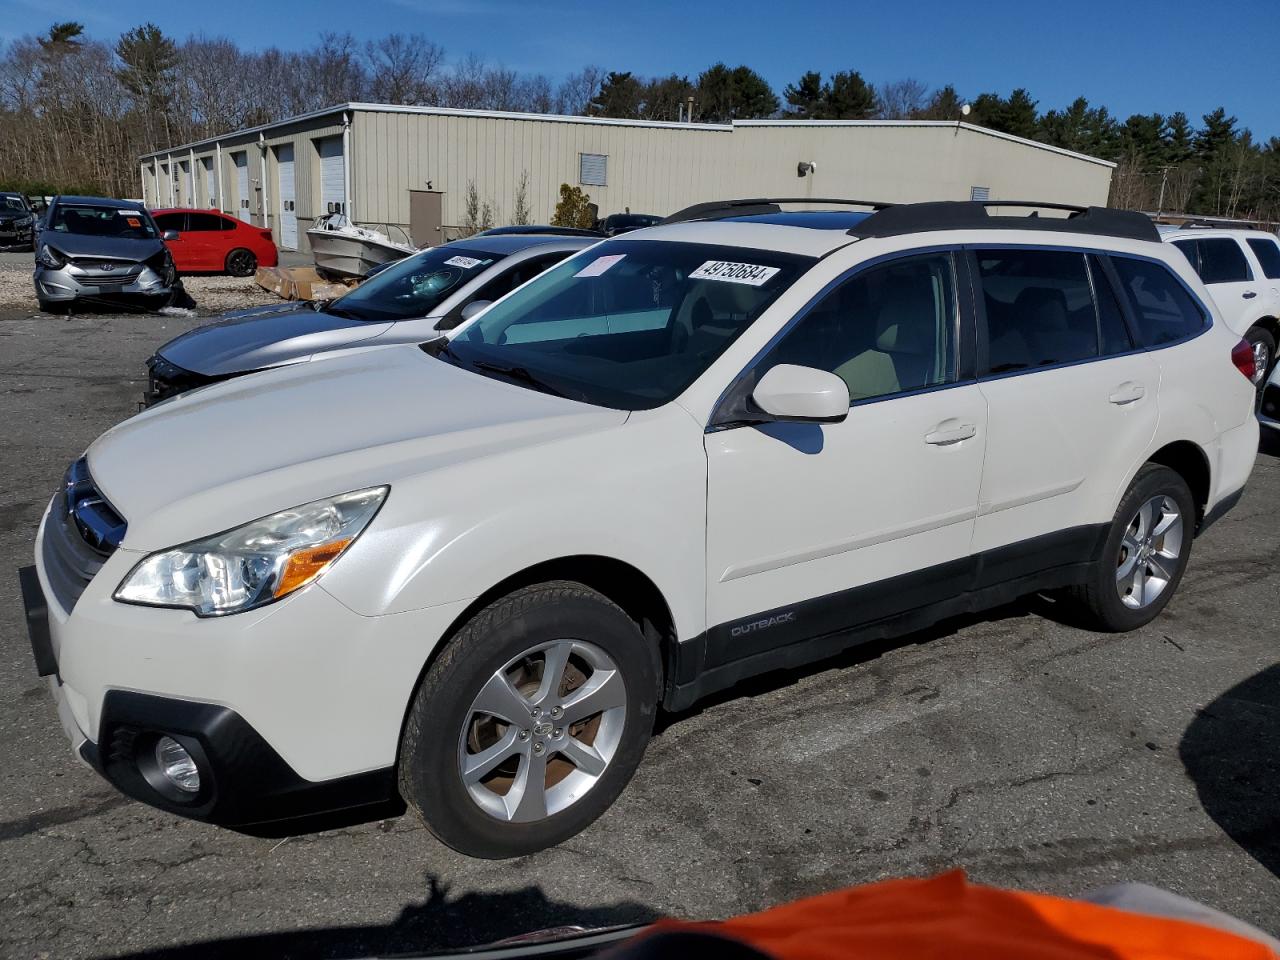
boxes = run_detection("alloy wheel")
[458,639,627,822]
[1252,340,1270,387]
[1116,494,1184,610]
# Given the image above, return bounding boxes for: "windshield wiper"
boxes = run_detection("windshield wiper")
[470,359,569,398]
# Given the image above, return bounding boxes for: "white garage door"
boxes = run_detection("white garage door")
[202,157,216,208]
[234,152,251,223]
[318,137,345,217]
[277,143,297,250]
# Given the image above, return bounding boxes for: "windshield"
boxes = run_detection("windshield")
[332,245,506,322]
[48,203,157,239]
[0,195,27,214]
[448,239,812,409]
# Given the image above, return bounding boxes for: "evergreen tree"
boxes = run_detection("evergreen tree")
[823,70,878,119]
[588,71,644,118]
[696,64,778,122]
[782,70,824,118]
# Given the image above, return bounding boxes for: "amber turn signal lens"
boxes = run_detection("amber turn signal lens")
[273,537,353,598]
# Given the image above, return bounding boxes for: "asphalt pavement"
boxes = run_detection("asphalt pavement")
[1,285,1278,959]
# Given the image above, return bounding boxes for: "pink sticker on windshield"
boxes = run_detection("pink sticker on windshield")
[574,254,625,278]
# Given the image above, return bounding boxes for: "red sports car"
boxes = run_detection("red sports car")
[152,208,279,277]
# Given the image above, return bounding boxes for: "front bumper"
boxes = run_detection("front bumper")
[34,262,176,305]
[25,496,469,832]
[0,222,34,248]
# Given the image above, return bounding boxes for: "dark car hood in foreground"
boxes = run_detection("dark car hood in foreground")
[37,232,164,261]
[157,301,394,376]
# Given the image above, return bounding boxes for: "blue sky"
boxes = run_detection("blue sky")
[8,0,1279,138]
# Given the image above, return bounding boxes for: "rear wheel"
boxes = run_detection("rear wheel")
[225,248,257,277]
[1245,326,1276,396]
[398,581,659,858]
[1066,464,1195,631]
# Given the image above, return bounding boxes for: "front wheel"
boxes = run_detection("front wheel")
[1065,464,1195,631]
[225,248,257,277]
[399,582,659,858]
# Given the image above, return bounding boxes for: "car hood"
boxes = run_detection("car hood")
[87,344,628,550]
[0,210,30,221]
[38,232,163,261]
[157,301,394,375]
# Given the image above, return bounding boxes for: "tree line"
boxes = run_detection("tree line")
[2,20,1276,222]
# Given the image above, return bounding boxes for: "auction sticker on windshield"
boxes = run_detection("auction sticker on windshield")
[690,261,780,286]
[444,256,486,269]
[574,254,625,278]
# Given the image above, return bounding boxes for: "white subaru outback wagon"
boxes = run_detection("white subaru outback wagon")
[21,199,1259,858]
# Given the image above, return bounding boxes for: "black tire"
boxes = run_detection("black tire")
[1065,464,1195,632]
[225,248,257,277]
[1245,326,1276,394]
[399,581,660,858]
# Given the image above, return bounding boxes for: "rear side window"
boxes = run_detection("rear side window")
[1196,238,1252,283]
[1247,238,1280,280]
[1111,257,1207,347]
[977,249,1098,374]
[1171,239,1198,272]
[187,212,229,231]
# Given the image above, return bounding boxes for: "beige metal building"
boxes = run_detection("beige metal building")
[139,103,1115,255]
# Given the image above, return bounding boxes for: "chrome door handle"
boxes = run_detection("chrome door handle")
[925,421,977,445]
[1243,291,1258,299]
[1109,382,1146,405]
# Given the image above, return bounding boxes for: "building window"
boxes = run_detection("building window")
[970,185,990,202]
[580,153,607,187]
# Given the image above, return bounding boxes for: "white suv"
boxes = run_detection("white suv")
[1162,226,1280,386]
[21,199,1259,858]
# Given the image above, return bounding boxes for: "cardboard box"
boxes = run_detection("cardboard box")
[255,266,357,302]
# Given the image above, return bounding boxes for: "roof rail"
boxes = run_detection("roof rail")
[847,200,1160,242]
[661,197,893,225]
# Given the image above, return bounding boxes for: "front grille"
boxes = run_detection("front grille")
[77,271,143,287]
[144,354,219,406]
[40,458,127,613]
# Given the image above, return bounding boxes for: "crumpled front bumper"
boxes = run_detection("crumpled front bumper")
[34,262,177,305]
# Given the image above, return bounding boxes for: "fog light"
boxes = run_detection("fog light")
[155,736,200,794]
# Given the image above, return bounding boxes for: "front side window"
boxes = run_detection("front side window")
[978,249,1098,374]
[1247,238,1280,280]
[153,213,185,232]
[1111,256,1207,347]
[452,239,810,409]
[1196,238,1252,283]
[330,245,508,322]
[760,252,957,402]
[50,204,159,239]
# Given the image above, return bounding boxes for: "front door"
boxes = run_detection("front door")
[410,190,444,247]
[1173,236,1256,335]
[704,250,988,668]
[277,144,298,250]
[969,247,1159,561]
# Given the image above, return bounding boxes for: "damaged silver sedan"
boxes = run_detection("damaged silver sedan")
[34,196,182,313]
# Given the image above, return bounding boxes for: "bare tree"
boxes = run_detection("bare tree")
[366,33,443,105]
[877,78,929,120]
[557,65,604,116]
[512,170,532,224]
[439,52,488,108]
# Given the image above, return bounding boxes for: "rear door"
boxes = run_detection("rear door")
[185,212,231,271]
[970,247,1159,564]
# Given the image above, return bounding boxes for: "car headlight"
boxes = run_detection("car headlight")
[35,244,66,269]
[114,487,387,617]
[17,216,33,227]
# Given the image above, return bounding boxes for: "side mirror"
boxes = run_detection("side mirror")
[162,230,179,241]
[751,364,849,424]
[459,299,492,322]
